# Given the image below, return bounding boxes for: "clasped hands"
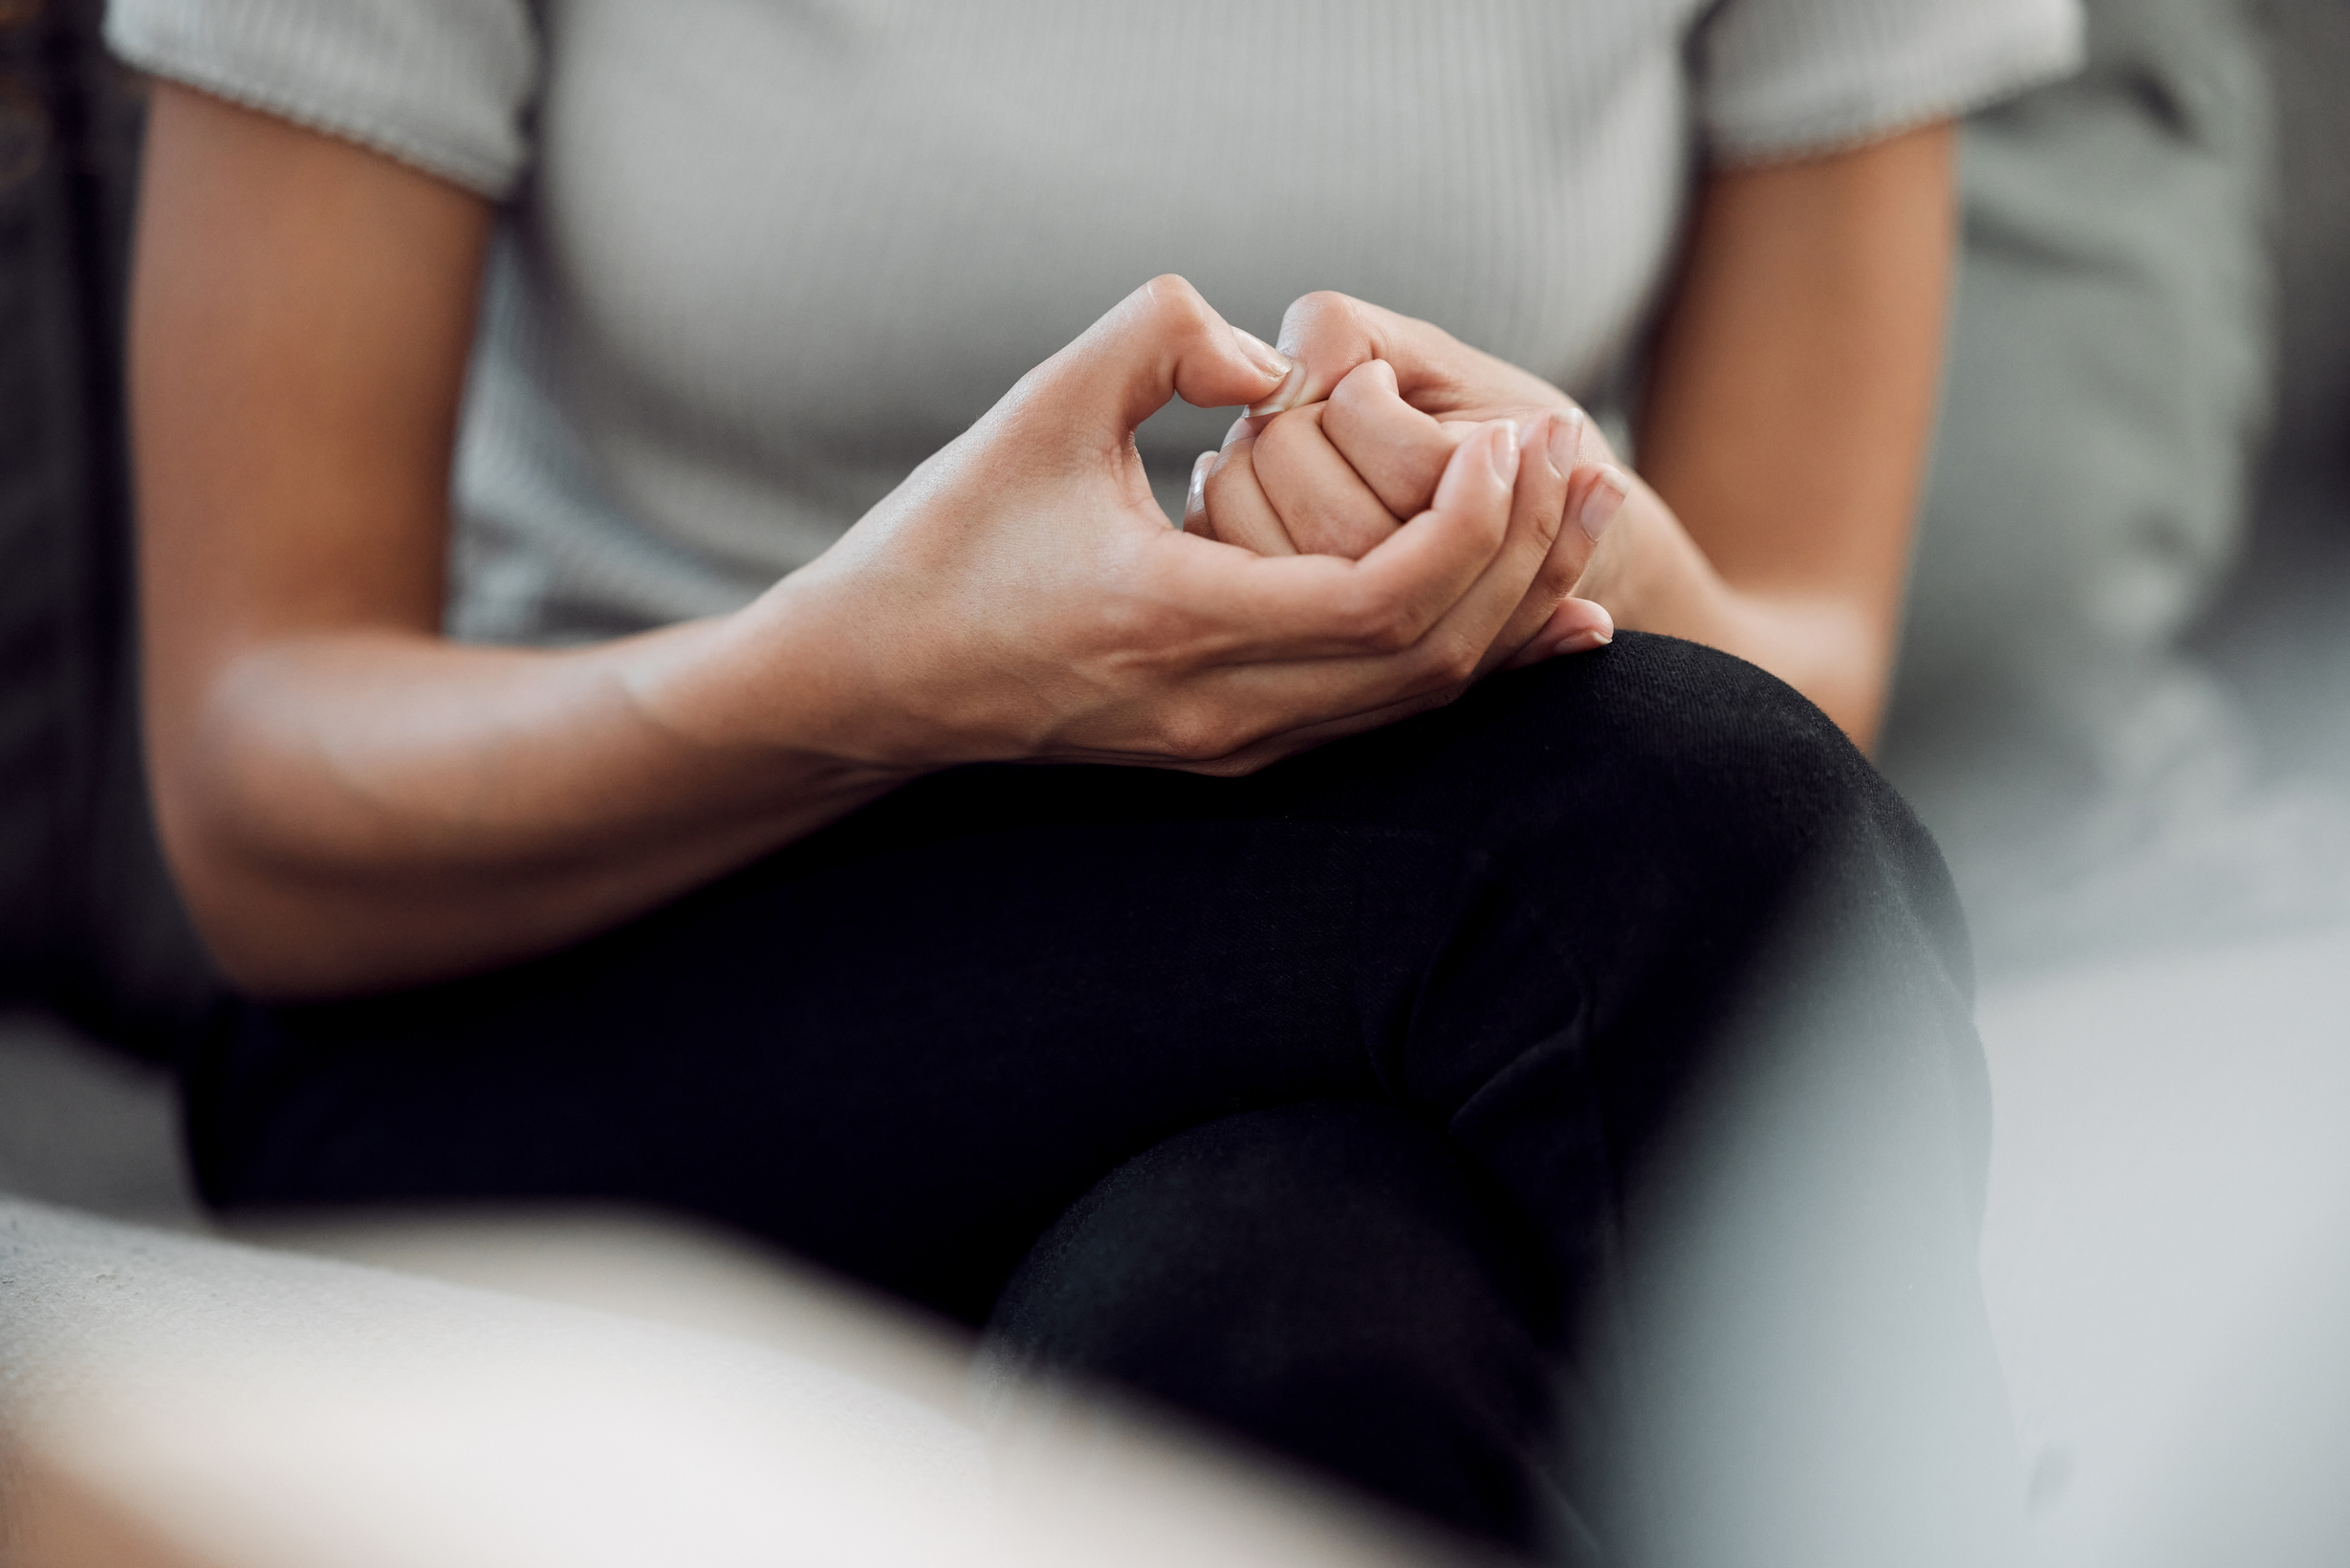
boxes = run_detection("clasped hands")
[762,275,1635,778]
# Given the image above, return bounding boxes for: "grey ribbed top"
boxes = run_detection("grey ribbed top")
[110,0,2081,645]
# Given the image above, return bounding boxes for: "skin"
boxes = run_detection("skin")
[1190,362,1622,668]
[134,86,1587,999]
[1205,122,1959,746]
[134,84,1953,1001]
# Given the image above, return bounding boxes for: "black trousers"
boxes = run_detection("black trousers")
[187,636,2019,1564]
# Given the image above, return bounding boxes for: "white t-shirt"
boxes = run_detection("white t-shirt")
[109,0,2080,643]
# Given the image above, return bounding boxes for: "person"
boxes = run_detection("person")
[113,2,2079,1560]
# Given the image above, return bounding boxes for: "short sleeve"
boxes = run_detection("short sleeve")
[106,0,539,197]
[1692,0,2084,166]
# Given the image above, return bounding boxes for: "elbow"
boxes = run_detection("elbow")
[150,786,326,1000]
[148,720,384,1001]
[155,833,421,1002]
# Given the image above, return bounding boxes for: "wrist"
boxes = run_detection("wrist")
[624,577,926,798]
[1572,479,1724,634]
[1570,484,1888,745]
[1709,587,1890,747]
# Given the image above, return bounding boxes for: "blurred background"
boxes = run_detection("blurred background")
[3,0,2346,1563]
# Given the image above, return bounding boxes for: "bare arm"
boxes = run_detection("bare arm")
[1605,122,1958,747]
[1235,123,1959,748]
[133,85,910,997]
[135,86,1569,1000]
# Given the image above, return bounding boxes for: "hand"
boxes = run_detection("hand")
[1248,288,1597,435]
[1231,292,1686,650]
[1184,357,1621,668]
[735,276,1573,777]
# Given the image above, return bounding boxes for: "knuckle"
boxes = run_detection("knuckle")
[1540,555,1582,600]
[1420,629,1483,686]
[1142,273,1216,340]
[1251,404,1321,464]
[1289,289,1360,324]
[1534,540,1582,598]
[1277,290,1361,350]
[1355,597,1420,654]
[1326,361,1390,416]
[1200,448,1255,518]
[1333,585,1393,648]
[1154,702,1240,764]
[1151,708,1207,762]
[1142,272,1206,314]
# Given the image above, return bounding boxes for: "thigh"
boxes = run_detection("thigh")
[188,633,1980,1334]
[193,742,1473,1323]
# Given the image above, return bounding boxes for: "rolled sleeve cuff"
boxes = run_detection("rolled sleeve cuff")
[106,0,537,198]
[1696,0,2085,167]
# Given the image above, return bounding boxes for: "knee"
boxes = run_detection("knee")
[1556,634,1958,931]
[1569,633,1875,826]
[1444,635,1971,1010]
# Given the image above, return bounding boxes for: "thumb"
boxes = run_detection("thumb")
[1260,290,1559,421]
[1031,275,1296,440]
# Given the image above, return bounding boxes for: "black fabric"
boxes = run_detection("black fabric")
[983,1102,1576,1553]
[188,635,2016,1564]
[0,0,217,1056]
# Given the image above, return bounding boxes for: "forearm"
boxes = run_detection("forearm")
[1619,124,1957,750]
[132,85,1562,1000]
[160,610,908,999]
[1573,490,1889,742]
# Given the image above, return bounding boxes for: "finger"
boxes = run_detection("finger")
[1143,417,1521,665]
[1320,359,1470,520]
[1256,290,1560,418]
[1199,431,1300,556]
[1115,428,1603,767]
[1251,402,1405,559]
[1569,461,1632,549]
[1164,680,1469,777]
[1144,579,1505,773]
[1478,410,1604,672]
[1503,597,1616,669]
[1336,417,1526,650]
[1469,411,1576,673]
[1044,639,1470,771]
[1333,448,1621,679]
[1106,423,1541,768]
[1402,410,1582,693]
[1143,585,1592,773]
[1030,274,1297,442]
[1180,450,1216,538]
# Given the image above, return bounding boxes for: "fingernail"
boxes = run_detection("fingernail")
[1548,617,1615,658]
[1232,326,1294,384]
[1236,327,1307,416]
[1221,416,1252,450]
[1552,625,1614,657]
[1187,450,1215,518]
[1247,361,1311,417]
[1578,467,1628,541]
[1486,420,1520,485]
[1548,408,1586,478]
